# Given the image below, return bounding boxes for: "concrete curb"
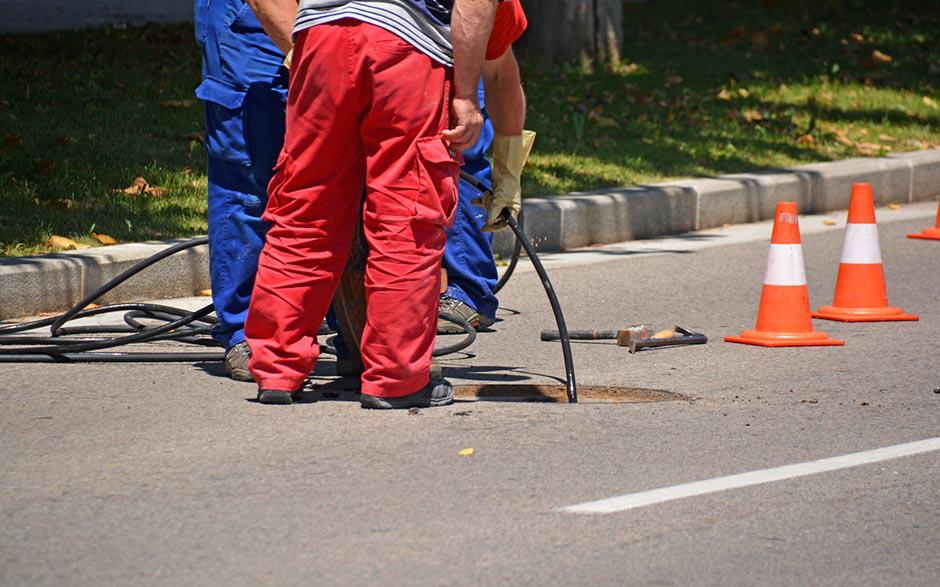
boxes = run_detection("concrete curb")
[2,150,939,320]
[490,149,940,256]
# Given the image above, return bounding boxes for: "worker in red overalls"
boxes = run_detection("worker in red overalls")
[244,0,500,407]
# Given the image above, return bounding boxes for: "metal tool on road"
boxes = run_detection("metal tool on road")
[542,325,707,354]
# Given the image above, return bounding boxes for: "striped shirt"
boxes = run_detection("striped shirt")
[295,0,454,66]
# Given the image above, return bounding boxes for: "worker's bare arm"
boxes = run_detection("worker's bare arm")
[247,0,299,54]
[482,46,525,136]
[443,0,497,151]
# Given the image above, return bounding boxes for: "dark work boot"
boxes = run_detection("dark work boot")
[257,389,296,405]
[360,379,454,409]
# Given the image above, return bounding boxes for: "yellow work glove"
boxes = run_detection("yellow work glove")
[479,130,536,232]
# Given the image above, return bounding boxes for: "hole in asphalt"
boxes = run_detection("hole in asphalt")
[453,384,685,404]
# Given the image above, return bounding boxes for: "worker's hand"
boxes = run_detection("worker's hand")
[475,130,536,232]
[442,96,484,152]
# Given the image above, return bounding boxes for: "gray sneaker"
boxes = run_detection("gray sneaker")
[224,341,254,382]
[438,296,495,334]
[360,379,454,409]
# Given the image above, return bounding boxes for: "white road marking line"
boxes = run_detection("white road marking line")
[562,437,940,515]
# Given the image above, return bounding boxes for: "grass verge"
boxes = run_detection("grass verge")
[1,0,938,255]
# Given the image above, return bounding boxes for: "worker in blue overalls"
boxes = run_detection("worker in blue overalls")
[196,0,504,380]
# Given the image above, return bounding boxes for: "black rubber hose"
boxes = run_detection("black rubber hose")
[432,312,477,357]
[493,205,523,294]
[1,352,225,363]
[0,304,216,355]
[49,237,210,336]
[504,214,578,404]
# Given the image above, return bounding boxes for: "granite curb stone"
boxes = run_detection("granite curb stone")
[3,151,939,319]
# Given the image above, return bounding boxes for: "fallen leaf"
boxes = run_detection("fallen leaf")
[751,30,770,50]
[458,448,475,457]
[871,49,893,64]
[742,108,764,123]
[160,99,196,109]
[877,133,898,142]
[35,159,54,174]
[835,133,854,146]
[4,132,22,146]
[721,26,746,45]
[797,134,815,146]
[55,198,77,209]
[717,89,733,101]
[737,88,750,98]
[666,75,684,87]
[855,142,890,156]
[589,112,620,129]
[93,233,118,245]
[823,219,837,226]
[184,132,205,143]
[117,176,167,197]
[887,203,902,210]
[48,236,88,251]
[848,32,865,43]
[923,96,939,110]
[198,289,213,297]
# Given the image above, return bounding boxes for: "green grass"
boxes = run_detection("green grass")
[524,0,939,194]
[0,25,207,256]
[1,0,939,255]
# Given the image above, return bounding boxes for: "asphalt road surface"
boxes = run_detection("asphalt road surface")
[2,203,939,585]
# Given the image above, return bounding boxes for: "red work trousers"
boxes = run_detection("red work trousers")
[245,21,459,397]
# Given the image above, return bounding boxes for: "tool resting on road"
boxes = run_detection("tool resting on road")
[541,325,707,354]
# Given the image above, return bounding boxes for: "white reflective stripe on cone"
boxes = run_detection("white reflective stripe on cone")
[763,244,807,286]
[840,223,883,264]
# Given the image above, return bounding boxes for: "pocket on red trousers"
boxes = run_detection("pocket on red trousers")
[414,137,460,227]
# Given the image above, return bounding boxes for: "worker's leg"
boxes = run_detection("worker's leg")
[357,25,458,398]
[245,24,366,391]
[197,0,287,351]
[442,82,499,322]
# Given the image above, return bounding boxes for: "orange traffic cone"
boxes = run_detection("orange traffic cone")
[726,202,844,347]
[813,183,919,322]
[907,199,940,240]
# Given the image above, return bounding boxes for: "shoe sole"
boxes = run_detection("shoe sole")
[359,389,454,410]
[226,366,255,382]
[258,390,293,405]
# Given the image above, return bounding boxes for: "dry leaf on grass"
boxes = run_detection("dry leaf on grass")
[666,75,684,87]
[93,233,118,245]
[742,108,764,123]
[871,50,893,65]
[184,132,206,144]
[923,96,939,110]
[116,176,167,197]
[796,134,816,146]
[35,159,54,174]
[160,99,196,109]
[589,111,620,129]
[848,32,865,43]
[48,236,89,251]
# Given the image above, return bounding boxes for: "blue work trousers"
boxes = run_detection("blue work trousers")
[195,0,287,350]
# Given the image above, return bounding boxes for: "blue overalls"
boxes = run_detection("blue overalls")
[195,0,500,350]
[443,83,500,321]
[195,0,288,351]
